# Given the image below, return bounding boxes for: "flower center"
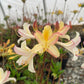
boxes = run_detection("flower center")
[42,25,52,41]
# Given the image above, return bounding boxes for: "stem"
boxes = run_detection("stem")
[62,0,67,21]
[73,7,82,24]
[71,13,76,23]
[0,1,9,28]
[52,77,55,84]
[53,0,57,12]
[46,56,52,84]
[40,53,46,84]
[23,3,25,24]
[2,56,4,68]
[58,54,63,84]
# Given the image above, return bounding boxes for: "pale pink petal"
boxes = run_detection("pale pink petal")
[32,44,43,54]
[0,68,16,84]
[48,33,58,45]
[56,25,70,36]
[17,37,28,44]
[18,29,35,38]
[71,32,81,48]
[47,45,60,58]
[28,58,36,73]
[16,56,29,65]
[0,68,7,84]
[23,23,31,34]
[59,35,70,40]
[34,31,44,43]
[16,53,35,66]
[14,46,30,56]
[3,78,16,84]
[56,32,81,49]
[21,41,30,51]
[2,71,10,83]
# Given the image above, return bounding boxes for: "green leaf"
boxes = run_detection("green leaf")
[17,76,27,80]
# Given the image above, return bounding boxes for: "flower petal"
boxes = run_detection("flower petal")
[23,23,32,35]
[47,45,60,58]
[57,41,80,57]
[17,37,28,44]
[0,68,5,83]
[18,29,35,38]
[59,34,70,40]
[32,44,43,53]
[0,70,10,84]
[16,56,29,65]
[56,25,70,36]
[3,78,16,84]
[48,33,58,45]
[2,71,10,83]
[0,68,4,77]
[16,53,35,66]
[81,63,84,69]
[0,68,16,84]
[34,31,44,43]
[14,46,31,56]
[21,41,30,51]
[28,58,36,73]
[56,32,81,48]
[59,21,64,29]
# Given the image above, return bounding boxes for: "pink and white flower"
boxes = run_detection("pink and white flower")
[0,68,16,84]
[17,23,35,43]
[14,41,40,73]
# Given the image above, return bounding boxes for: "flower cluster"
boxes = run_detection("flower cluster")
[14,21,81,73]
[0,39,15,57]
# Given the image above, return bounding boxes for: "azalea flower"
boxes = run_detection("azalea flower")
[54,21,70,40]
[34,25,81,58]
[34,25,81,57]
[14,41,41,73]
[0,68,16,84]
[17,23,35,43]
[15,22,81,73]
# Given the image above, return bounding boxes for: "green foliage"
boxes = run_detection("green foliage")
[2,29,18,44]
[51,60,64,79]
[11,22,16,26]
[4,16,9,21]
[43,19,47,23]
[0,24,5,28]
[8,5,12,9]
[5,63,24,80]
[59,48,66,54]
[17,18,21,22]
[38,53,44,63]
